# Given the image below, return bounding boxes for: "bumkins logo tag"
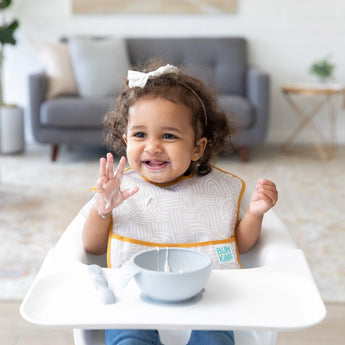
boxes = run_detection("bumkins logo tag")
[216,244,234,264]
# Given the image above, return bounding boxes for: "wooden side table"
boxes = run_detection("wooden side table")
[281,83,344,159]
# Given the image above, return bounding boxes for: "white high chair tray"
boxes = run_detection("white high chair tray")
[20,244,325,331]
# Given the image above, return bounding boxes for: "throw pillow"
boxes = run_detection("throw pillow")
[68,37,130,98]
[32,41,78,99]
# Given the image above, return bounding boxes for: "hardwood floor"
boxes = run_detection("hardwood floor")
[0,301,343,344]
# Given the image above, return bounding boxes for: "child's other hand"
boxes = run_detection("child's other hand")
[96,153,138,217]
[249,179,278,217]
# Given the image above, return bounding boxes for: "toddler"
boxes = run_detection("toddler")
[81,62,278,345]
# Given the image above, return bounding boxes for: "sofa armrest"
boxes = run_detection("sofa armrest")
[28,72,48,141]
[244,66,270,145]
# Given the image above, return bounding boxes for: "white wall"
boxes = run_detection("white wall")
[5,0,345,144]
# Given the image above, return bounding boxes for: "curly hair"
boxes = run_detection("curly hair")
[104,61,235,175]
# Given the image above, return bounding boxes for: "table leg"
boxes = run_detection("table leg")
[282,94,334,160]
[328,94,339,156]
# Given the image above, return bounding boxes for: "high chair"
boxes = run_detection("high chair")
[20,207,326,345]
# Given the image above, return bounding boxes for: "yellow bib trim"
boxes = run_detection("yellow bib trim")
[110,231,236,248]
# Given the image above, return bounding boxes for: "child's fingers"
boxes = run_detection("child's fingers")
[99,157,107,179]
[115,156,126,181]
[255,179,278,207]
[260,194,275,209]
[261,191,277,207]
[257,183,277,195]
[257,179,276,189]
[96,177,105,193]
[122,185,139,201]
[97,155,133,210]
[257,179,277,196]
[106,153,114,180]
[257,188,278,206]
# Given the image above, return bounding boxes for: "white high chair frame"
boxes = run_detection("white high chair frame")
[20,207,326,345]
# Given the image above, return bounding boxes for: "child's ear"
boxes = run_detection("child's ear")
[123,134,128,145]
[192,137,207,161]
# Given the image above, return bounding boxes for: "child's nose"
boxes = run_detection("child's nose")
[145,138,162,154]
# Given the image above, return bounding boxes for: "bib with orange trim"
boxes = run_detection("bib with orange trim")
[105,166,245,270]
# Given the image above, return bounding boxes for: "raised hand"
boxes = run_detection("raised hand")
[249,179,278,217]
[95,153,138,217]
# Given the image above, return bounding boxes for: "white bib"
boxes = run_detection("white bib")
[106,166,245,269]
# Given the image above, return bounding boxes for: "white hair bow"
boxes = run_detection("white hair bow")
[127,64,179,88]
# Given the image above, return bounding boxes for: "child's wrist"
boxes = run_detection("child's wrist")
[247,209,264,218]
[92,203,112,219]
[98,209,112,219]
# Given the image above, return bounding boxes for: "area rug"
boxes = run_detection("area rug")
[0,143,344,302]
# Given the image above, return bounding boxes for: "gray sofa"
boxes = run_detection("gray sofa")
[29,37,270,161]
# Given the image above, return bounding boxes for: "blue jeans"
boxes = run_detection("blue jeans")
[105,329,235,345]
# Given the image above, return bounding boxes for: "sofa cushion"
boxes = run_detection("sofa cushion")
[40,97,114,128]
[69,37,130,98]
[126,37,247,96]
[32,41,78,99]
[218,95,253,129]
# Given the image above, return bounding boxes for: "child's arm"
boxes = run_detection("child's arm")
[236,179,278,254]
[82,154,138,255]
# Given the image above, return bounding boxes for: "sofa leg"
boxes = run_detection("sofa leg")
[51,145,59,161]
[238,147,249,162]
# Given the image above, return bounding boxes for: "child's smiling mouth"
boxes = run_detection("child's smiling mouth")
[142,160,169,170]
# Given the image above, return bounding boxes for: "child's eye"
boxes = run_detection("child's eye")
[163,133,177,140]
[134,132,146,138]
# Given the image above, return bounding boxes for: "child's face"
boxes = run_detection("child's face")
[123,97,207,185]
